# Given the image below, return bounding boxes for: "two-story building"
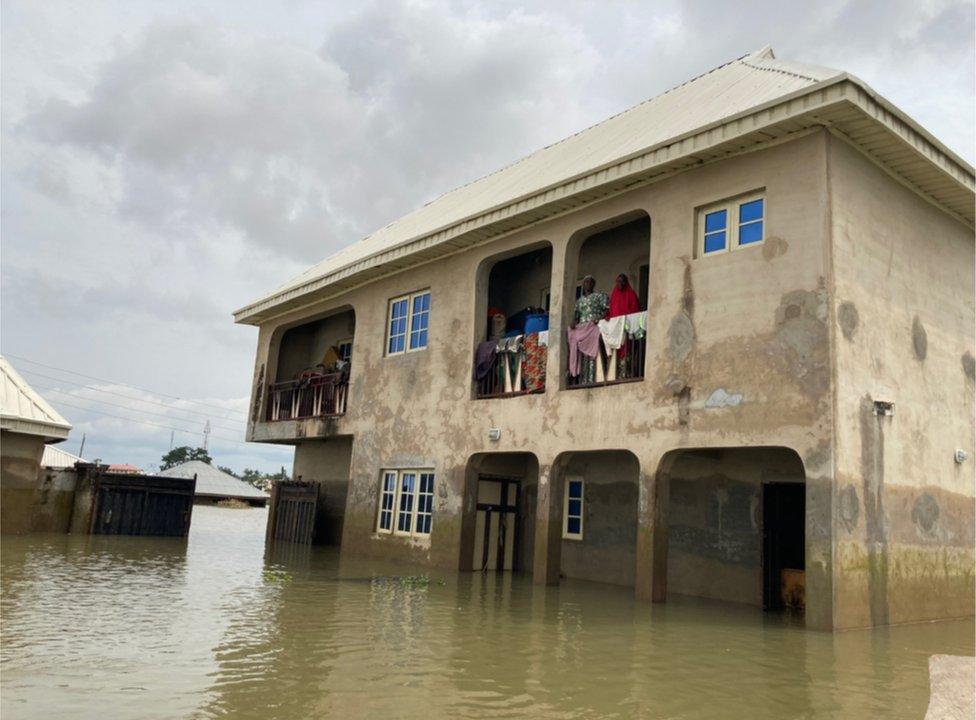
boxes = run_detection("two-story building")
[235,47,975,631]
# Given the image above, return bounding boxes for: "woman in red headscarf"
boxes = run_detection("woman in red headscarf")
[609,273,639,318]
[608,273,640,377]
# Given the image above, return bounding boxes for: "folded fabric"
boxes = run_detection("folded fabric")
[567,322,602,377]
[473,341,497,380]
[597,315,627,351]
[496,334,523,353]
[537,330,549,347]
[523,332,546,392]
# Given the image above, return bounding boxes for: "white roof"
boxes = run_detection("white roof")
[235,46,975,324]
[0,356,71,441]
[158,460,270,500]
[42,444,85,468]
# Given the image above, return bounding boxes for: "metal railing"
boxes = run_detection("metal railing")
[475,334,547,399]
[266,373,348,421]
[567,332,646,389]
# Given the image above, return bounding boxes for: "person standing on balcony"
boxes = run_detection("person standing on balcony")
[569,275,608,384]
[607,273,641,378]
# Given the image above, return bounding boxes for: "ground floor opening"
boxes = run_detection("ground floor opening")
[656,446,806,614]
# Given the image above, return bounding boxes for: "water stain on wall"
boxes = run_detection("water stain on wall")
[837,302,859,341]
[911,316,927,361]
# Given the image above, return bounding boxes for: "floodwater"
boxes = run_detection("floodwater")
[1,507,972,720]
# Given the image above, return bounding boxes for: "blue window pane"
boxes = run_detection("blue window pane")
[739,199,763,223]
[567,517,581,535]
[419,516,431,534]
[704,231,726,254]
[420,293,430,311]
[389,336,404,354]
[394,299,408,317]
[411,314,423,331]
[568,499,581,516]
[704,209,727,233]
[569,480,583,499]
[739,222,763,245]
[421,474,434,492]
[410,329,428,349]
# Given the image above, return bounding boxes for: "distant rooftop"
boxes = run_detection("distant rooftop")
[42,444,85,468]
[0,356,71,441]
[158,460,270,500]
[235,46,974,325]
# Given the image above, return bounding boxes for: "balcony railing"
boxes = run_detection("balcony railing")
[266,373,348,421]
[567,312,646,389]
[475,331,548,399]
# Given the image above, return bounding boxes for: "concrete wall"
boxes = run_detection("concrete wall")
[666,447,804,606]
[559,451,638,587]
[828,136,976,629]
[293,436,353,545]
[247,132,837,623]
[1,431,49,534]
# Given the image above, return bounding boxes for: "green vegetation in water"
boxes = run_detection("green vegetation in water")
[263,569,293,586]
[380,575,445,589]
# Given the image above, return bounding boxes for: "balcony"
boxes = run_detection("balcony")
[266,372,348,421]
[474,244,552,400]
[266,308,354,424]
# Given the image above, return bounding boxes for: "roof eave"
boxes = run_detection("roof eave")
[234,75,974,326]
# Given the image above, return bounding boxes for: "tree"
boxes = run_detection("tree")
[217,465,239,478]
[160,446,212,471]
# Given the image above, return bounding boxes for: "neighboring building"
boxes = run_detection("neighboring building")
[0,356,72,533]
[159,460,269,507]
[105,463,143,474]
[234,48,975,630]
[42,444,85,468]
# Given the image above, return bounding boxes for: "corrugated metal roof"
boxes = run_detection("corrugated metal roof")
[0,356,71,440]
[41,444,85,468]
[235,46,975,324]
[158,460,270,500]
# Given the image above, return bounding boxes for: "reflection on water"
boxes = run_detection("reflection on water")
[2,506,972,719]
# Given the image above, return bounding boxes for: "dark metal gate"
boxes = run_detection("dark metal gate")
[89,472,195,536]
[266,481,318,545]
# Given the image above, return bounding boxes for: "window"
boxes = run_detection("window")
[376,469,435,537]
[698,193,765,256]
[387,290,430,355]
[337,338,353,363]
[562,476,584,540]
[377,471,397,532]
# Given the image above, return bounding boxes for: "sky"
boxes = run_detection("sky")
[2,0,973,473]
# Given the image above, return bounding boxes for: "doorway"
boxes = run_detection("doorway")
[472,476,521,572]
[762,482,805,611]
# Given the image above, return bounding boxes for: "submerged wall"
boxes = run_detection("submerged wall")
[666,448,804,606]
[559,451,638,587]
[828,135,976,628]
[293,437,353,546]
[0,431,74,534]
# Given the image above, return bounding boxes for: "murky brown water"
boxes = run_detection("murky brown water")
[2,506,972,719]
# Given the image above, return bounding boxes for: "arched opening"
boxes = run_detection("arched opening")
[550,449,640,587]
[473,244,553,398]
[564,213,650,389]
[268,307,355,420]
[654,447,807,614]
[460,453,539,573]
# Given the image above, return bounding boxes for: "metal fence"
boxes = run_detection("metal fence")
[266,373,347,421]
[567,334,646,389]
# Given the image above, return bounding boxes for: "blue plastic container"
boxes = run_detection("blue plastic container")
[524,313,549,335]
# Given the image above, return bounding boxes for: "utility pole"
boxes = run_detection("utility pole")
[203,420,211,452]
[78,433,86,458]
[169,430,174,451]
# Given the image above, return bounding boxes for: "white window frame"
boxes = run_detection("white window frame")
[386,290,430,356]
[376,470,398,532]
[562,475,584,540]
[375,468,435,537]
[697,191,766,257]
[337,337,353,363]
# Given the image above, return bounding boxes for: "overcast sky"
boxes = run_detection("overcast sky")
[2,0,973,473]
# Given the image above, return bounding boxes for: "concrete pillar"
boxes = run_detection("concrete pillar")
[532,458,564,586]
[635,450,670,602]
